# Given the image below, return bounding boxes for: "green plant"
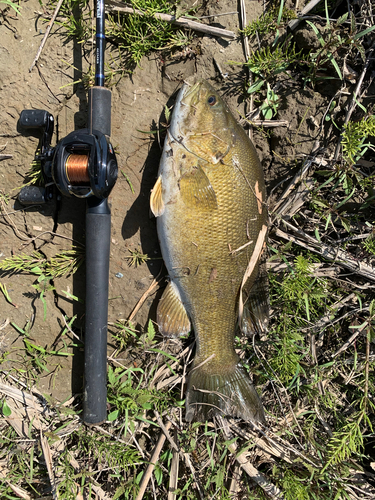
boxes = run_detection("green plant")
[0,248,84,278]
[279,254,329,322]
[246,42,304,93]
[0,0,21,14]
[106,0,192,68]
[303,13,375,85]
[341,115,375,165]
[363,234,375,256]
[259,83,279,119]
[125,248,150,267]
[22,159,44,187]
[53,0,91,42]
[241,4,296,38]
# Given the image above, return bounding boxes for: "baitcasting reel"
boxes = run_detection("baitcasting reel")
[18,109,118,204]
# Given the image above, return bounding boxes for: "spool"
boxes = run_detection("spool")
[65,154,90,184]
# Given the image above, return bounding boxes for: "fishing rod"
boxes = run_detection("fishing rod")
[18,0,117,424]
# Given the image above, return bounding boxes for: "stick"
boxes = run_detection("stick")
[272,144,321,215]
[332,320,369,358]
[218,417,285,499]
[275,226,375,282]
[168,428,179,500]
[238,225,267,323]
[128,277,159,322]
[106,1,236,39]
[29,0,65,72]
[288,0,323,30]
[40,432,58,500]
[333,46,375,161]
[135,421,172,500]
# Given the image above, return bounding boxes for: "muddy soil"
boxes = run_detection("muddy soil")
[0,0,326,402]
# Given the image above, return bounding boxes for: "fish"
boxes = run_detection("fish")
[150,79,269,423]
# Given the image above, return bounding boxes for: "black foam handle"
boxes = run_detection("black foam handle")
[88,87,112,137]
[83,197,111,424]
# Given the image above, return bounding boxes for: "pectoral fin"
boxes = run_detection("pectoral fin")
[179,163,217,210]
[157,281,191,338]
[150,176,165,217]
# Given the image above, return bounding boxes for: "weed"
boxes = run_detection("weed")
[53,0,91,42]
[125,248,150,267]
[341,115,375,165]
[241,5,296,38]
[363,234,375,256]
[245,42,305,93]
[259,83,279,119]
[106,0,192,68]
[22,159,44,186]
[0,0,20,14]
[0,247,84,278]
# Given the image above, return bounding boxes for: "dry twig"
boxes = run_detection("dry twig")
[218,417,286,499]
[275,225,375,282]
[135,421,172,500]
[29,0,65,72]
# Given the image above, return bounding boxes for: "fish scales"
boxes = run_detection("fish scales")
[150,79,268,423]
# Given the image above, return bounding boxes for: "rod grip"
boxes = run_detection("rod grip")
[83,198,111,424]
[88,87,112,137]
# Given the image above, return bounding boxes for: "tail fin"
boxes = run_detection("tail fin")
[185,363,265,424]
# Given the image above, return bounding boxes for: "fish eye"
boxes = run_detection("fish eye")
[207,95,216,106]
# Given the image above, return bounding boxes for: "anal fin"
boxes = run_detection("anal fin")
[241,260,269,336]
[157,281,191,338]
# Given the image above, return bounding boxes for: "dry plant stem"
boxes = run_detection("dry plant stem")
[135,421,172,500]
[228,463,242,496]
[105,0,236,39]
[128,277,159,322]
[302,293,357,335]
[289,0,323,30]
[272,145,321,216]
[332,319,369,358]
[238,225,267,322]
[40,432,58,500]
[275,225,375,282]
[238,0,254,140]
[29,0,65,72]
[251,119,289,127]
[218,417,285,499]
[154,411,179,452]
[168,428,179,500]
[333,46,375,161]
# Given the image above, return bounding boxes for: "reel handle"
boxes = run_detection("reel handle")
[83,196,111,424]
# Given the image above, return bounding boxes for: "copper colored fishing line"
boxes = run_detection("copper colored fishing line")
[65,154,90,184]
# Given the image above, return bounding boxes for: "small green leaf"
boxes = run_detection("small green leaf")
[354,24,375,39]
[247,79,265,94]
[108,410,120,421]
[2,401,11,417]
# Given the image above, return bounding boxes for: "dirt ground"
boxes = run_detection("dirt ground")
[0,0,338,402]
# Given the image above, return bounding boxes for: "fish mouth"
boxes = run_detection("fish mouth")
[169,80,204,143]
[180,80,202,108]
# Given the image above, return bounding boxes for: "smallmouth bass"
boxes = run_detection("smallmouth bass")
[150,79,268,423]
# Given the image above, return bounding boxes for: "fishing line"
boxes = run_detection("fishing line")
[65,154,90,184]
